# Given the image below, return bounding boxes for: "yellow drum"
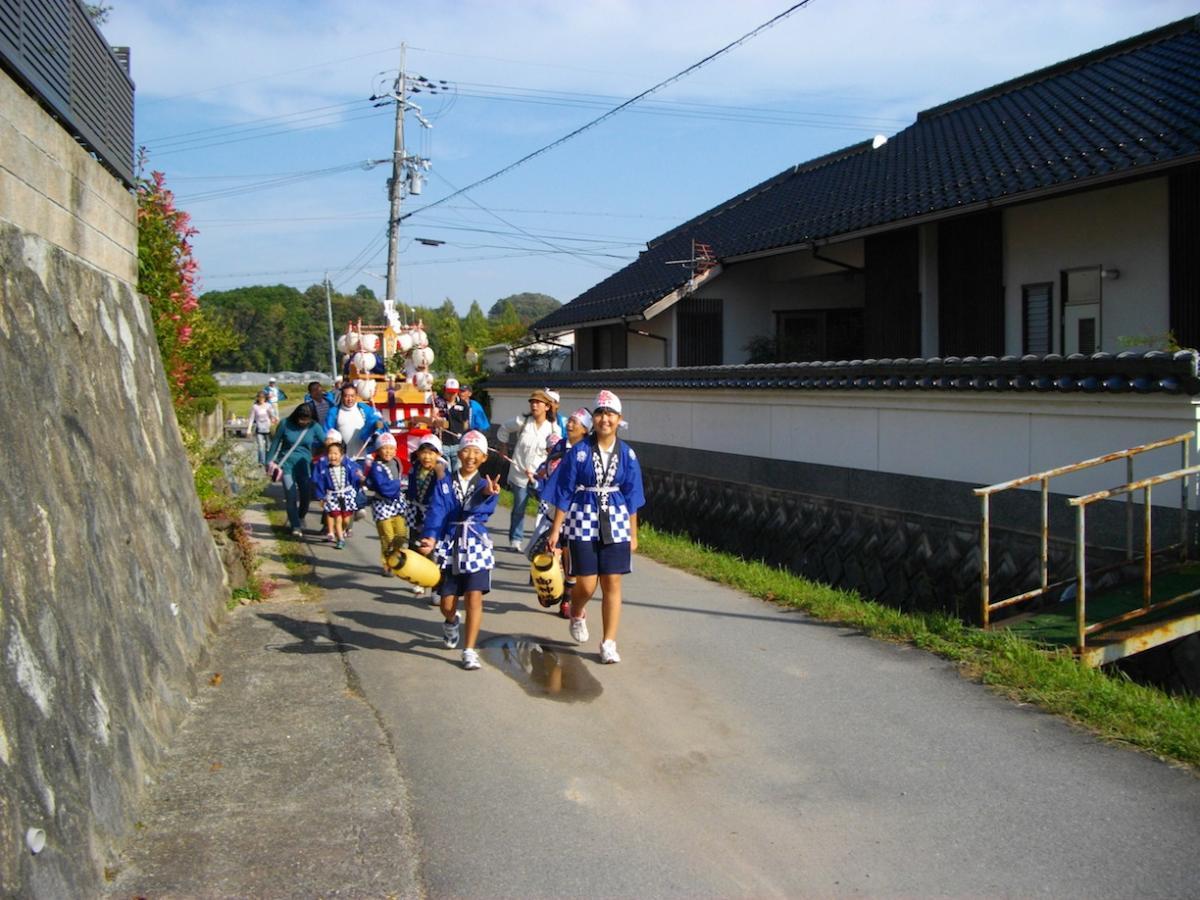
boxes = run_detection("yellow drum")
[388,549,441,588]
[530,552,564,607]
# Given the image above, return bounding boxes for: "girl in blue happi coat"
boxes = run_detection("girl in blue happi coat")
[418,430,501,670]
[547,391,644,665]
[405,433,447,601]
[311,434,365,550]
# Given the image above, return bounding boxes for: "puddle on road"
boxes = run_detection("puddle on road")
[478,636,603,702]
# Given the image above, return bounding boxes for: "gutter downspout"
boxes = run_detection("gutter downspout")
[625,320,669,366]
[811,243,865,274]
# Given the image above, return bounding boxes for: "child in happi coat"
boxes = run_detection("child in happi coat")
[312,435,364,549]
[546,391,644,664]
[365,431,409,575]
[405,433,447,600]
[527,407,592,618]
[417,430,501,670]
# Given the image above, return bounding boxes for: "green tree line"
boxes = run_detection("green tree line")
[200,284,560,375]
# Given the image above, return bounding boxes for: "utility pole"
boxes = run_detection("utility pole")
[372,46,438,321]
[324,273,337,380]
[384,44,407,310]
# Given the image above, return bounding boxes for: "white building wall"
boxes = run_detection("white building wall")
[628,308,674,367]
[490,386,1199,506]
[1004,178,1170,355]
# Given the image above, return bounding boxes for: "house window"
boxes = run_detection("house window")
[678,297,723,366]
[776,308,864,361]
[1022,283,1053,354]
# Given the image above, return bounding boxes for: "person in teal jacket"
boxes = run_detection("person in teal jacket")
[266,404,327,535]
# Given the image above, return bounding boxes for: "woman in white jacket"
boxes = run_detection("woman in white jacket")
[496,388,559,551]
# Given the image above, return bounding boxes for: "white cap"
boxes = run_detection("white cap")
[268,376,277,383]
[415,433,443,454]
[376,432,396,447]
[445,377,460,391]
[593,390,622,415]
[325,429,344,444]
[460,430,489,455]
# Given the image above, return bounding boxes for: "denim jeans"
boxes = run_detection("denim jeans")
[281,468,312,530]
[509,481,538,543]
[255,431,270,465]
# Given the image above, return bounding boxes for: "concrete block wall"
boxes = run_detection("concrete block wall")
[0,69,229,898]
[0,69,137,283]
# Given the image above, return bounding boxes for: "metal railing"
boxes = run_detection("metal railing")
[0,0,135,186]
[1068,465,1200,651]
[975,432,1193,629]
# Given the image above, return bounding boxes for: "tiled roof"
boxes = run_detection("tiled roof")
[535,16,1200,332]
[486,350,1200,396]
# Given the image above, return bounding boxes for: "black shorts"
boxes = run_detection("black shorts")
[437,568,491,596]
[569,539,632,576]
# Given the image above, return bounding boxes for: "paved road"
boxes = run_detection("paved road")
[293,515,1200,898]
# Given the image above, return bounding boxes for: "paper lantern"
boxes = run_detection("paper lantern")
[345,332,361,352]
[413,371,434,391]
[361,333,379,353]
[336,334,350,354]
[412,329,429,348]
[354,379,376,402]
[353,351,377,373]
[397,332,414,353]
[411,347,434,368]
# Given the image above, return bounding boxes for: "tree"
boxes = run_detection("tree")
[137,170,238,415]
[427,298,465,377]
[487,292,560,326]
[462,300,491,353]
[490,300,527,345]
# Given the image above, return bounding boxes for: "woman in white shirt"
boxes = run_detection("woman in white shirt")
[496,388,559,551]
[249,391,276,464]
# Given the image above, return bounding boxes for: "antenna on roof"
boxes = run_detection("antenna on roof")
[666,239,720,295]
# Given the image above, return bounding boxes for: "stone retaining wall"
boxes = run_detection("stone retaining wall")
[0,65,228,897]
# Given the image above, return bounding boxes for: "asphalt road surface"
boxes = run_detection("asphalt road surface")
[304,515,1200,898]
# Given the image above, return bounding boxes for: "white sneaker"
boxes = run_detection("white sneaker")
[600,640,621,664]
[411,584,425,596]
[512,538,525,553]
[462,648,481,670]
[442,612,461,649]
[569,616,589,644]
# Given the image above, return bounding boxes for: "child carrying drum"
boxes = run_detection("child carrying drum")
[546,391,644,664]
[417,431,501,670]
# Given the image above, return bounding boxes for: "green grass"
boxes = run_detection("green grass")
[635,524,1200,770]
[264,506,322,601]
[218,383,307,419]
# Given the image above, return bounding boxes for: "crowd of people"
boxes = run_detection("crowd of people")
[259,377,644,671]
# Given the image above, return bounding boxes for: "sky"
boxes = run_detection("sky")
[103,0,1198,315]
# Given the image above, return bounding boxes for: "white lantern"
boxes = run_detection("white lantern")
[353,351,377,373]
[397,332,414,353]
[354,379,376,402]
[412,347,435,368]
[346,332,361,352]
[413,329,429,348]
[336,334,350,354]
[361,333,379,353]
[413,370,434,391]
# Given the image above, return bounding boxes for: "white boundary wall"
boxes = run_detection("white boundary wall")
[490,387,1200,505]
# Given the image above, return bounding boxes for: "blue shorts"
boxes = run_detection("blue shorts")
[438,568,491,597]
[569,539,632,576]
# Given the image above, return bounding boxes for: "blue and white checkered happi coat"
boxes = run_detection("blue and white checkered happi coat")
[371,494,408,523]
[551,438,646,546]
[422,474,498,574]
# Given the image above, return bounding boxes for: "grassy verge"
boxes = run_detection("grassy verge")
[635,524,1200,770]
[263,506,322,601]
[218,383,307,419]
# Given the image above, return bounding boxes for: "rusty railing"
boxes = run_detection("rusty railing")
[1068,465,1200,650]
[975,432,1193,629]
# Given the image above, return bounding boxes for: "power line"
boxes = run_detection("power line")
[400,0,815,223]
